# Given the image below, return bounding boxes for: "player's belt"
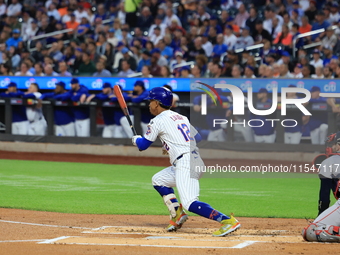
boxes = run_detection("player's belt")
[174,151,198,164]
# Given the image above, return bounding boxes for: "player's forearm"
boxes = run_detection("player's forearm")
[136,137,153,150]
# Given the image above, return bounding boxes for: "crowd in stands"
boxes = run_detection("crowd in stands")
[0,0,340,79]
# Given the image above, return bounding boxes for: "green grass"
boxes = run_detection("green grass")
[0,159,332,218]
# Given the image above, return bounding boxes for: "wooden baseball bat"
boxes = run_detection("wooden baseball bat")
[113,85,138,136]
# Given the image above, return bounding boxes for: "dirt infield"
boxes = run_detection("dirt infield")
[0,150,337,254]
[0,208,338,255]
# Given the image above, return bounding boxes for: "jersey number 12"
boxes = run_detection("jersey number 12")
[177,123,193,142]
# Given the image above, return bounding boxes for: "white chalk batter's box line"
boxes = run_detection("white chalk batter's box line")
[37,236,259,249]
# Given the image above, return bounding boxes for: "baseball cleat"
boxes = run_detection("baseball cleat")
[212,215,241,237]
[166,204,188,232]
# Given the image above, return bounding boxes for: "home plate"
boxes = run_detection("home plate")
[41,236,259,249]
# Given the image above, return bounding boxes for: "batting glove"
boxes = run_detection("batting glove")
[132,135,142,146]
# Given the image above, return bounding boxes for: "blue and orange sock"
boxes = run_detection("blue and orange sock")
[188,201,229,222]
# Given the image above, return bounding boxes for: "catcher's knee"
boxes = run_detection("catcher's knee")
[302,223,340,242]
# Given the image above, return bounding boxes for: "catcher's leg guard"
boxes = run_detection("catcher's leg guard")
[302,223,340,242]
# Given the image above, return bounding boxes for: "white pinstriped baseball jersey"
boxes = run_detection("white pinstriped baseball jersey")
[144,110,195,164]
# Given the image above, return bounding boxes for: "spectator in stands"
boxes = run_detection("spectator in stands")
[95,4,108,21]
[159,65,171,78]
[312,11,330,41]
[158,38,173,61]
[302,64,312,78]
[149,26,163,46]
[6,29,22,50]
[0,0,6,16]
[243,65,256,78]
[201,34,213,57]
[223,25,237,49]
[310,49,323,68]
[137,49,151,72]
[179,65,192,78]
[299,15,312,34]
[282,13,293,30]
[141,65,153,77]
[23,20,39,42]
[6,48,18,69]
[231,65,242,78]
[58,61,72,77]
[117,59,135,77]
[272,63,280,78]
[322,26,338,49]
[329,58,339,74]
[96,33,108,56]
[324,65,334,78]
[323,46,337,66]
[329,1,340,24]
[66,13,79,33]
[169,51,185,72]
[273,24,293,46]
[234,26,254,50]
[191,64,202,78]
[264,65,274,78]
[150,47,167,67]
[292,63,303,78]
[212,34,228,57]
[312,66,324,78]
[235,3,249,28]
[138,6,154,31]
[106,29,117,47]
[44,64,58,76]
[246,7,259,36]
[47,3,60,21]
[15,62,33,76]
[280,63,294,78]
[0,62,13,75]
[34,62,44,76]
[7,0,22,17]
[78,51,96,75]
[253,20,272,43]
[304,0,317,22]
[74,5,89,23]
[263,7,283,34]
[92,61,111,77]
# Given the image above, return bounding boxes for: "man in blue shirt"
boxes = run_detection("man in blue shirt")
[40,81,75,137]
[212,34,228,57]
[120,80,152,137]
[137,50,151,72]
[311,11,330,41]
[6,29,23,50]
[0,82,28,135]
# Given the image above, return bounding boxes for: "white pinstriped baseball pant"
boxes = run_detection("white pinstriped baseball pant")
[152,152,205,210]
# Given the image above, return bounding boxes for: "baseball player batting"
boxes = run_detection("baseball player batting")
[303,131,340,242]
[131,87,240,236]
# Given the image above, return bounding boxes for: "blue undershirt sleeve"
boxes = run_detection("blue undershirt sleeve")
[136,137,153,151]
